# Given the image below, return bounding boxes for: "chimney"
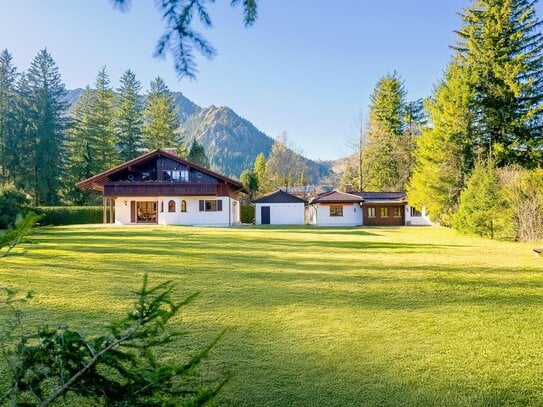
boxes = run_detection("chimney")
[162,147,178,156]
[344,184,353,193]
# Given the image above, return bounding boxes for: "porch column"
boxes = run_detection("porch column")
[102,196,107,224]
[109,198,114,224]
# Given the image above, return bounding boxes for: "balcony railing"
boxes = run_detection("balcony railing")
[103,181,217,197]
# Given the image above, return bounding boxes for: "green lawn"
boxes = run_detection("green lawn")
[1,225,543,406]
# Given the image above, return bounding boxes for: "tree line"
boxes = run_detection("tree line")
[0,49,209,206]
[339,0,543,242]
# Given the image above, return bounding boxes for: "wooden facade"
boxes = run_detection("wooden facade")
[362,203,405,226]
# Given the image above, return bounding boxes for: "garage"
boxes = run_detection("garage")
[254,190,306,225]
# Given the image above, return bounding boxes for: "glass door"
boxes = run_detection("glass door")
[136,201,157,223]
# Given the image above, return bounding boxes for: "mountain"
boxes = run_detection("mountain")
[65,89,332,183]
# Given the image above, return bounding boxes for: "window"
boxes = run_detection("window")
[163,170,189,181]
[160,201,164,213]
[393,207,401,217]
[141,172,151,181]
[410,207,422,217]
[180,200,187,212]
[330,206,343,217]
[199,199,223,212]
[168,200,176,212]
[368,207,376,218]
[380,207,389,217]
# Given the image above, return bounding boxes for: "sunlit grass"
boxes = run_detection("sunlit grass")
[1,225,542,406]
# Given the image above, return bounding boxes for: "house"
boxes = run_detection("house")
[254,190,306,225]
[308,191,364,226]
[76,149,247,226]
[308,190,432,227]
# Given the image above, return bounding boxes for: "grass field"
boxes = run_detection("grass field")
[1,225,543,406]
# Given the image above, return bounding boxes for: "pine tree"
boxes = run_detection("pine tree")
[361,73,410,191]
[63,87,99,204]
[453,162,514,240]
[0,49,18,185]
[455,0,543,166]
[141,77,182,151]
[187,140,209,167]
[116,69,143,161]
[7,73,35,195]
[408,63,475,225]
[368,72,406,137]
[240,169,258,200]
[26,49,67,205]
[92,67,118,171]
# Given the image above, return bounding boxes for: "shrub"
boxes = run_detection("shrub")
[34,206,103,225]
[0,212,42,257]
[240,204,255,224]
[453,162,515,240]
[0,186,30,229]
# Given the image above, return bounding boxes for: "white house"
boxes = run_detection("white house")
[77,149,246,226]
[309,190,433,227]
[308,191,364,226]
[254,190,306,225]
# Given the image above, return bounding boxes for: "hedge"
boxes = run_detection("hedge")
[34,206,103,226]
[240,204,255,224]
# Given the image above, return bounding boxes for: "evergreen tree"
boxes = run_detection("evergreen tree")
[408,63,475,225]
[116,69,143,161]
[361,73,410,191]
[455,0,543,166]
[187,140,209,167]
[368,72,406,137]
[240,169,258,200]
[253,152,267,193]
[92,67,118,171]
[453,162,514,240]
[26,49,67,205]
[63,87,99,204]
[0,49,18,185]
[141,77,182,151]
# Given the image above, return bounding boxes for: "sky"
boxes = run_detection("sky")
[3,0,540,160]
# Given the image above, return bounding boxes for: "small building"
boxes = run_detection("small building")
[308,191,364,226]
[254,190,306,225]
[357,191,407,226]
[76,149,247,226]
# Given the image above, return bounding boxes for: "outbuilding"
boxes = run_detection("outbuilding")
[308,191,364,226]
[254,190,306,225]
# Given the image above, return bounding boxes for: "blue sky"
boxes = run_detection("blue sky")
[3,1,540,160]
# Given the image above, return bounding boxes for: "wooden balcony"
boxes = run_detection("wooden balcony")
[103,182,218,197]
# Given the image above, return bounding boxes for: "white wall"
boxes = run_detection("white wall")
[405,205,433,226]
[308,203,362,226]
[255,203,305,225]
[114,196,238,226]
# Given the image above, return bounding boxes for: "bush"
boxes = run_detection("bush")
[0,186,30,229]
[453,162,515,240]
[240,204,255,224]
[34,206,103,226]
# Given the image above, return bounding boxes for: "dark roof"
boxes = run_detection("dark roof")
[76,149,248,193]
[254,190,306,204]
[310,190,364,204]
[354,191,407,203]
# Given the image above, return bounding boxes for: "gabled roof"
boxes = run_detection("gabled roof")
[76,149,247,193]
[310,190,364,204]
[354,191,407,203]
[254,190,306,204]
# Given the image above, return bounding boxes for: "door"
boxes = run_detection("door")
[136,201,157,223]
[261,206,271,225]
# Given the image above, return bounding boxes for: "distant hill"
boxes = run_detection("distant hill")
[66,89,333,183]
